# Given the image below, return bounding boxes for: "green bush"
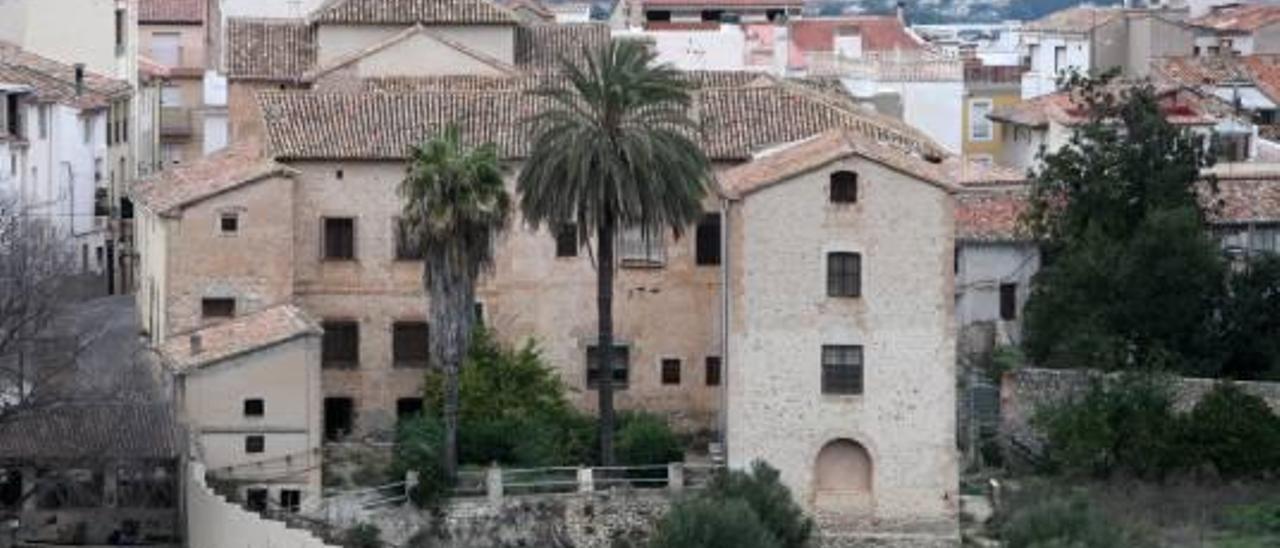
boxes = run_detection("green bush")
[998,487,1151,548]
[340,523,383,548]
[390,416,448,508]
[1185,384,1280,479]
[1221,500,1280,536]
[703,461,813,548]
[648,497,781,548]
[615,412,683,467]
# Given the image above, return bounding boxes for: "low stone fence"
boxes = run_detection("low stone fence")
[186,461,337,548]
[1000,368,1280,456]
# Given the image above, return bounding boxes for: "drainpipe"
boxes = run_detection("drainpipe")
[718,197,731,462]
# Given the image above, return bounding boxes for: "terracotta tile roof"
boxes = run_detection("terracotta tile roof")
[131,141,298,216]
[1150,55,1255,87]
[159,305,322,372]
[258,78,946,162]
[139,0,205,24]
[0,404,181,461]
[1207,175,1280,224]
[0,42,132,110]
[718,129,956,199]
[1024,6,1123,33]
[1241,55,1280,104]
[955,188,1031,242]
[1191,4,1280,32]
[310,0,519,25]
[642,0,801,6]
[305,23,518,81]
[989,88,1220,128]
[946,158,1027,187]
[225,18,317,82]
[790,17,927,55]
[515,23,611,72]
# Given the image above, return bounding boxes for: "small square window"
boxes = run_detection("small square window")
[245,488,268,512]
[661,359,681,385]
[202,298,235,319]
[705,356,721,386]
[279,490,301,513]
[827,252,862,298]
[821,345,863,395]
[322,321,359,369]
[830,171,858,203]
[220,213,239,234]
[392,322,429,368]
[555,223,578,258]
[245,435,265,454]
[243,399,264,417]
[586,345,629,389]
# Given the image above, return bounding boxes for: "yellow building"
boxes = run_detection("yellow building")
[961,65,1023,165]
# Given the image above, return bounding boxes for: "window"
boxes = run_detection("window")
[114,8,127,52]
[827,252,862,297]
[323,218,356,260]
[279,490,301,513]
[619,226,666,266]
[705,356,721,386]
[661,358,682,385]
[220,212,239,234]
[201,298,235,319]
[586,345,629,389]
[162,143,183,166]
[82,117,92,144]
[821,345,863,395]
[150,32,182,67]
[160,85,183,107]
[394,218,422,260]
[392,321,429,368]
[695,213,721,265]
[397,398,424,420]
[245,488,268,513]
[322,321,359,368]
[37,105,48,140]
[335,169,344,180]
[969,99,994,141]
[1053,45,1067,74]
[324,397,354,441]
[1026,44,1038,68]
[701,9,723,21]
[555,223,578,258]
[999,282,1017,321]
[245,435,265,454]
[244,399,264,417]
[830,171,858,203]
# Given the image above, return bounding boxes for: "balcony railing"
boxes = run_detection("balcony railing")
[160,106,193,137]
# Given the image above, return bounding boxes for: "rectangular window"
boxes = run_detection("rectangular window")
[322,321,359,369]
[1053,45,1067,74]
[37,105,48,140]
[999,282,1018,321]
[661,358,682,385]
[323,217,356,260]
[821,345,863,395]
[392,321,429,368]
[243,399,264,417]
[830,171,858,203]
[150,32,182,67]
[695,213,721,265]
[160,85,183,107]
[969,99,994,141]
[82,117,92,144]
[245,435,265,454]
[394,218,423,260]
[245,488,268,513]
[586,345,629,389]
[220,213,239,234]
[705,356,721,386]
[555,223,578,258]
[619,226,666,267]
[324,397,354,441]
[201,298,235,319]
[279,490,301,513]
[397,398,424,420]
[827,252,862,297]
[115,9,127,51]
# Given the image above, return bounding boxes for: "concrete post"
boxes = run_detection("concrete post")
[577,467,594,494]
[667,463,684,494]
[486,465,503,505]
[405,470,419,500]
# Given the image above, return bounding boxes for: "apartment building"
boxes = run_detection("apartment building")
[1190,3,1280,56]
[961,64,1022,165]
[140,0,227,166]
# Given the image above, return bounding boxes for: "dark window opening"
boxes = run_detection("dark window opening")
[705,356,721,386]
[245,435,265,454]
[586,345,629,389]
[120,197,134,219]
[999,282,1018,321]
[280,489,301,513]
[474,302,486,327]
[244,398,264,417]
[245,488,268,513]
[397,398,424,420]
[202,298,235,319]
[0,469,22,508]
[701,9,723,21]
[335,169,344,180]
[324,397,354,441]
[221,213,239,233]
[695,213,721,265]
[661,358,682,385]
[323,217,355,260]
[830,171,858,203]
[827,252,862,297]
[115,9,127,50]
[322,321,359,369]
[822,345,863,395]
[646,10,671,21]
[395,218,423,260]
[555,223,578,257]
[766,9,785,21]
[393,321,429,368]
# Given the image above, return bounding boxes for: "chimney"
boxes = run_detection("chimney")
[190,334,203,355]
[896,1,906,24]
[74,63,85,96]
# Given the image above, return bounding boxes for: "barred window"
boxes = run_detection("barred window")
[322,321,359,369]
[392,321,429,367]
[705,356,721,386]
[555,223,578,257]
[586,345,629,389]
[821,345,863,395]
[827,252,862,297]
[245,435,265,454]
[619,226,666,267]
[661,358,682,385]
[323,217,355,260]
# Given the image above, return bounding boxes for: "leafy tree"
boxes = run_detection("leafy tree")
[1184,383,1280,478]
[1215,254,1280,380]
[704,462,813,548]
[519,41,712,465]
[391,415,448,507]
[648,498,781,548]
[1021,75,1226,374]
[401,125,512,481]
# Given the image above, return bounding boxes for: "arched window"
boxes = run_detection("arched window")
[814,439,872,510]
[830,171,858,203]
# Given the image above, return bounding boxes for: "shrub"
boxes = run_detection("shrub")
[1185,384,1280,479]
[1221,500,1280,536]
[998,487,1151,548]
[703,461,813,548]
[615,412,683,467]
[648,497,780,548]
[340,524,383,548]
[391,416,448,508]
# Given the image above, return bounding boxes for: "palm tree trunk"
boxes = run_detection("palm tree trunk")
[429,263,468,485]
[597,214,617,467]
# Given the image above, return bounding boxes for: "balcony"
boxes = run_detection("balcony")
[160,107,193,138]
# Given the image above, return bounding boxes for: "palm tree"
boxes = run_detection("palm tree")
[401,125,511,481]
[518,41,712,465]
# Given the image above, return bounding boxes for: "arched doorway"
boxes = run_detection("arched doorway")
[813,438,873,511]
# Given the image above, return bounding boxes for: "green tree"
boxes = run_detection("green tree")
[519,41,712,465]
[1021,75,1225,374]
[1216,254,1280,380]
[401,125,512,481]
[703,461,813,548]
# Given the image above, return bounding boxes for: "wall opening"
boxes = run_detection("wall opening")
[813,438,873,511]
